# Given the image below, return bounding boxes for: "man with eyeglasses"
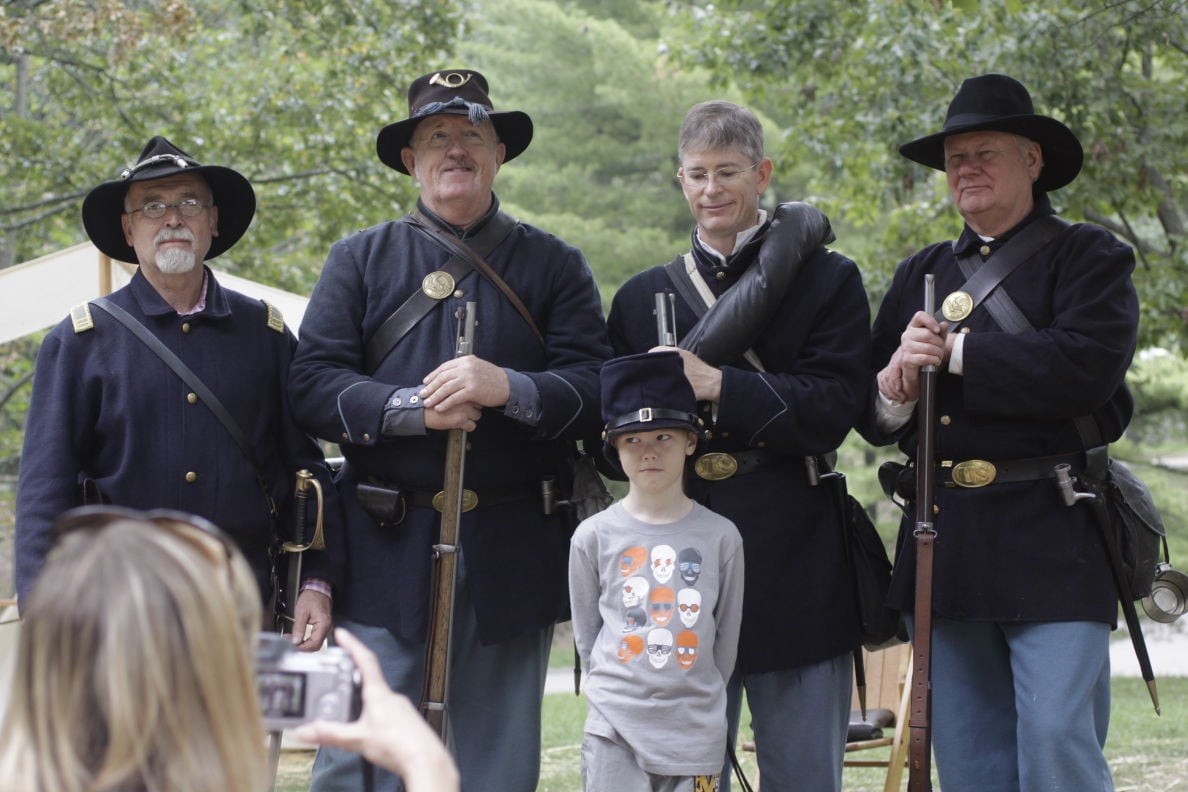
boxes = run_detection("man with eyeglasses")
[606,100,873,792]
[15,136,344,653]
[289,69,610,792]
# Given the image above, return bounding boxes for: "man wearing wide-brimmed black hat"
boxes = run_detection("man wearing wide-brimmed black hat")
[289,70,611,791]
[15,136,344,651]
[862,74,1138,790]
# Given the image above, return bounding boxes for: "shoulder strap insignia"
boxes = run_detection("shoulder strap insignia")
[70,303,95,334]
[262,299,285,334]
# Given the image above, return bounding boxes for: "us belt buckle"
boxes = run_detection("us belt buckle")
[948,459,997,488]
[694,452,738,481]
[432,489,478,512]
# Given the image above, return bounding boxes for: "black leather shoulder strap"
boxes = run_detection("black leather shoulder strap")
[363,255,471,374]
[663,254,708,320]
[90,297,276,514]
[409,210,543,345]
[946,218,1102,450]
[363,210,518,373]
[939,214,1070,330]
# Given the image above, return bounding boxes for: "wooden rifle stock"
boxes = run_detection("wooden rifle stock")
[908,274,938,791]
[420,301,477,738]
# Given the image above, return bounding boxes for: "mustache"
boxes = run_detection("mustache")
[154,228,195,245]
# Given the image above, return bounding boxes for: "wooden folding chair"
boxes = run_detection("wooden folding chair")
[844,643,912,792]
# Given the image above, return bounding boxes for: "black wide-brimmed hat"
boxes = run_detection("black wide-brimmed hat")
[899,73,1083,192]
[376,69,534,174]
[601,351,701,441]
[82,136,256,264]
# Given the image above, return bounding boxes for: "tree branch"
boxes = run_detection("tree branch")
[0,369,34,413]
[1083,208,1163,263]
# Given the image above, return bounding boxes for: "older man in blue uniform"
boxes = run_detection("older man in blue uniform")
[863,74,1138,791]
[289,69,611,792]
[607,100,871,792]
[15,137,343,650]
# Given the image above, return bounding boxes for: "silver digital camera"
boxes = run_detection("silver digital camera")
[256,632,361,731]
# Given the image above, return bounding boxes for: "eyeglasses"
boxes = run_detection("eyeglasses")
[677,161,761,189]
[54,505,236,580]
[415,127,495,150]
[127,199,211,219]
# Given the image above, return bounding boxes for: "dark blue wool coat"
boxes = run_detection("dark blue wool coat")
[16,268,344,601]
[862,200,1138,625]
[608,220,872,675]
[289,204,611,645]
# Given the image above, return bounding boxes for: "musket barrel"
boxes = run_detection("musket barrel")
[655,292,677,346]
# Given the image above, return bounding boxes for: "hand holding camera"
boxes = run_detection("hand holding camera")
[257,631,362,732]
[292,628,460,792]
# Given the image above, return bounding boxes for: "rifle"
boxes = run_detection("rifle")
[655,291,677,346]
[420,301,477,738]
[908,274,938,791]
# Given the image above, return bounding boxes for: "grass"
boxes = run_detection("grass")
[278,664,1188,792]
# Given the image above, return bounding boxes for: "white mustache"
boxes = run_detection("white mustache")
[155,229,194,245]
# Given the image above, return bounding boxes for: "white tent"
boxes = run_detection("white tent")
[0,242,310,345]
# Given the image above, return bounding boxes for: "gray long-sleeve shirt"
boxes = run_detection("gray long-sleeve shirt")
[569,501,745,776]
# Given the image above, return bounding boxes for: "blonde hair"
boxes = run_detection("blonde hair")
[0,516,267,792]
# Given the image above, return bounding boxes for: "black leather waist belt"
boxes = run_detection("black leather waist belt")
[402,484,537,511]
[938,452,1085,488]
[692,449,785,481]
[355,479,538,528]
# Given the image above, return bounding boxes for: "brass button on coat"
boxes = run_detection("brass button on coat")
[185,471,198,483]
[181,322,192,333]
[186,392,198,404]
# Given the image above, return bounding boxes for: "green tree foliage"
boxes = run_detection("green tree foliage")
[0,0,462,291]
[667,0,1188,349]
[458,0,718,302]
[1125,350,1188,443]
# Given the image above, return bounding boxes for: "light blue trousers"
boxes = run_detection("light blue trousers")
[720,651,852,792]
[309,567,552,792]
[926,618,1114,792]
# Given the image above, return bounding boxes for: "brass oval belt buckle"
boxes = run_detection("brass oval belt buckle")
[951,460,996,488]
[694,452,738,481]
[432,489,479,512]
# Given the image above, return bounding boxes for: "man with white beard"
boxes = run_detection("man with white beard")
[14,137,344,648]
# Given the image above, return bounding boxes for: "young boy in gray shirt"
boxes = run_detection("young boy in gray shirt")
[569,350,745,792]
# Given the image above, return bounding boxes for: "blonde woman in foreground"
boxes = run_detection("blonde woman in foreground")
[0,506,458,792]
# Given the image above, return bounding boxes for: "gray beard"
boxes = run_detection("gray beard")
[156,247,197,274]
